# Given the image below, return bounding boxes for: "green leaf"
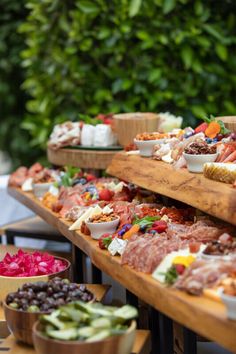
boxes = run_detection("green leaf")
[148,68,162,83]
[192,106,207,118]
[194,1,203,16]
[163,0,176,14]
[215,43,228,61]
[76,1,100,15]
[181,46,194,69]
[203,24,226,43]
[129,0,142,17]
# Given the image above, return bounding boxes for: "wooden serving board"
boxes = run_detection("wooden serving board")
[8,188,236,353]
[0,330,151,354]
[107,152,236,225]
[47,147,122,170]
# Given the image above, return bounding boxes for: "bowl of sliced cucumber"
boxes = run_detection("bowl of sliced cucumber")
[33,302,138,354]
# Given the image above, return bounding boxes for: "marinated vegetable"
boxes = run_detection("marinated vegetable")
[39,302,138,342]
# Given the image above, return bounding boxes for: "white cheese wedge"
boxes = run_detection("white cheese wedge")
[69,205,102,231]
[48,185,59,196]
[152,245,206,283]
[152,250,189,283]
[102,205,113,214]
[161,151,173,164]
[22,178,33,192]
[105,181,127,193]
[108,238,128,256]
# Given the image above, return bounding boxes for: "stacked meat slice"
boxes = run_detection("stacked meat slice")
[121,220,234,274]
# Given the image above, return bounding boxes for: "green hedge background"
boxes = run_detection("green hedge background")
[1,0,236,167]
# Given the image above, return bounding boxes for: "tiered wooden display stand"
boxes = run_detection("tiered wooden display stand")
[4,150,236,353]
[47,146,122,170]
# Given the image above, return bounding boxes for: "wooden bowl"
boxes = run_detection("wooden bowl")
[215,116,236,133]
[113,112,160,146]
[0,256,71,304]
[3,302,49,345]
[33,320,136,354]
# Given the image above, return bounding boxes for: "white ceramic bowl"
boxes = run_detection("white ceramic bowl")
[183,153,218,173]
[221,292,236,320]
[32,182,54,199]
[86,218,120,240]
[134,138,165,157]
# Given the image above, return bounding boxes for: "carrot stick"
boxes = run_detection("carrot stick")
[123,224,140,240]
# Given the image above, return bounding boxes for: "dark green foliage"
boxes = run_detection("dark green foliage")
[0,0,43,168]
[3,0,236,163]
[20,0,236,148]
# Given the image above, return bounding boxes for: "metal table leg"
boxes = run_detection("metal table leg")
[183,327,197,354]
[71,244,84,283]
[91,263,102,283]
[149,307,173,354]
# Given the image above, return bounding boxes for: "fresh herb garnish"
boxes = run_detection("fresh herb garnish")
[161,266,178,285]
[133,215,160,228]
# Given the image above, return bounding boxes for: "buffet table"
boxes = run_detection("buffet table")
[8,187,236,353]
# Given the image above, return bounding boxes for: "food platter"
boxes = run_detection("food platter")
[107,152,236,225]
[7,187,236,353]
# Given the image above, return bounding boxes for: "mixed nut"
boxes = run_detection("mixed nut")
[184,141,217,155]
[135,132,168,141]
[88,212,118,223]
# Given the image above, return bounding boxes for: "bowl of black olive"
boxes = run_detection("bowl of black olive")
[3,277,95,345]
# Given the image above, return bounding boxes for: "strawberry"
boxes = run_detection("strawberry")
[194,122,208,134]
[103,118,113,125]
[86,174,96,182]
[99,189,114,201]
[151,220,168,233]
[98,234,113,249]
[174,264,186,275]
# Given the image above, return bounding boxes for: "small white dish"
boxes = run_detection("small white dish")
[221,292,236,320]
[183,152,218,173]
[86,217,120,240]
[32,182,54,199]
[134,139,165,157]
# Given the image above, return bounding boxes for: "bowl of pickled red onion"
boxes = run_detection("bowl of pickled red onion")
[0,249,70,303]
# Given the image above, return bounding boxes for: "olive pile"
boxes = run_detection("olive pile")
[6,277,95,312]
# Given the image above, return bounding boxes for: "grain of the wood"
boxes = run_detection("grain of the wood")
[85,284,111,302]
[107,152,236,225]
[8,188,236,353]
[47,147,120,169]
[113,112,160,146]
[0,330,151,354]
[0,306,9,339]
[215,116,236,133]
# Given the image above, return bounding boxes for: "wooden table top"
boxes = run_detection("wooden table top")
[107,152,236,225]
[8,188,236,353]
[0,330,151,354]
[47,146,123,170]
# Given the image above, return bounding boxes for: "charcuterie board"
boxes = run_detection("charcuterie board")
[7,187,236,353]
[107,152,236,225]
